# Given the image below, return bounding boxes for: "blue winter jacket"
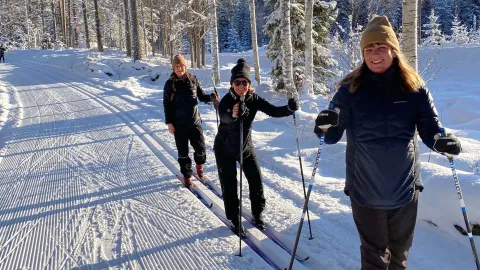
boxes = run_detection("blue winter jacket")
[325,64,441,209]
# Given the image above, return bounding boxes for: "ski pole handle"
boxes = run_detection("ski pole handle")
[328,101,335,110]
[439,127,446,137]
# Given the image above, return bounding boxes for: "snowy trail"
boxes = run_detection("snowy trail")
[16,61,312,270]
[0,47,477,270]
[0,62,270,270]
[17,60,363,269]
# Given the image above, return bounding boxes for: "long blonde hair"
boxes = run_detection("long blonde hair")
[337,49,425,93]
[169,71,194,101]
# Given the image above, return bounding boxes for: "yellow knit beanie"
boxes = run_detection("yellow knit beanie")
[360,16,400,53]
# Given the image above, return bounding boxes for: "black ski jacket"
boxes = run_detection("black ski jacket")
[325,64,441,209]
[163,73,211,128]
[214,89,294,159]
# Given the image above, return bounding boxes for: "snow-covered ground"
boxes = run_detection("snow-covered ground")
[0,45,478,269]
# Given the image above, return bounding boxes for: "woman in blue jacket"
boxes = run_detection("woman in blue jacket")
[314,16,462,270]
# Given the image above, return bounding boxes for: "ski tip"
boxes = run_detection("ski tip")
[298,256,309,261]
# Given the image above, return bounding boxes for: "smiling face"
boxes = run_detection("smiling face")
[232,79,250,97]
[363,43,394,74]
[174,64,186,78]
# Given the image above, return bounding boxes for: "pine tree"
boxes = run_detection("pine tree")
[435,0,455,35]
[226,28,240,52]
[217,4,231,52]
[450,14,469,44]
[422,8,445,45]
[266,0,337,95]
[233,0,252,51]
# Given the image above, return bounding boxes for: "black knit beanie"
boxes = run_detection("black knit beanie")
[230,58,251,84]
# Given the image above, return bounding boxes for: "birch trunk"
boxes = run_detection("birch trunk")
[141,0,147,55]
[303,0,314,95]
[209,0,220,83]
[402,0,418,70]
[124,0,132,57]
[130,0,143,60]
[249,0,260,84]
[150,0,154,56]
[68,0,72,46]
[82,0,90,48]
[93,0,103,52]
[280,0,295,94]
[51,0,57,42]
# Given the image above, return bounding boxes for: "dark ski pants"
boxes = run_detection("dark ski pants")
[215,148,266,221]
[0,55,4,62]
[173,124,206,178]
[351,190,419,270]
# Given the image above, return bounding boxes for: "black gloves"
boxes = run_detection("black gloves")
[433,132,462,156]
[210,92,219,109]
[313,108,340,138]
[315,109,339,128]
[238,101,249,120]
[287,97,300,112]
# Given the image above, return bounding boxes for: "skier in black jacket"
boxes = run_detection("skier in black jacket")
[214,58,299,236]
[163,54,219,187]
[314,16,462,270]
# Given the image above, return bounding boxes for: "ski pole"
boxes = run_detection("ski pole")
[288,101,334,270]
[289,91,313,240]
[211,73,220,128]
[439,128,479,270]
[238,96,246,257]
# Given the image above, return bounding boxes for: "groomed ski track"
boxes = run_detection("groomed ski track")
[0,61,313,269]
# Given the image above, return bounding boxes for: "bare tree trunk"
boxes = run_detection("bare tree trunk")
[195,34,200,68]
[141,0,147,55]
[249,0,260,85]
[119,8,123,50]
[68,0,72,46]
[72,0,79,47]
[25,0,30,48]
[189,35,194,66]
[402,0,418,70]
[150,0,155,56]
[41,0,46,34]
[61,0,67,44]
[417,0,422,43]
[209,0,220,83]
[93,0,104,52]
[303,0,313,95]
[82,0,90,48]
[281,0,295,93]
[130,0,142,60]
[123,0,132,57]
[51,0,57,42]
[201,26,206,67]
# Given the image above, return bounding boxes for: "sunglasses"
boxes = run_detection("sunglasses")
[233,80,249,86]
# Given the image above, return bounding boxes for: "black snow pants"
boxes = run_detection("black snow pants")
[173,124,206,178]
[214,147,266,221]
[351,189,419,270]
